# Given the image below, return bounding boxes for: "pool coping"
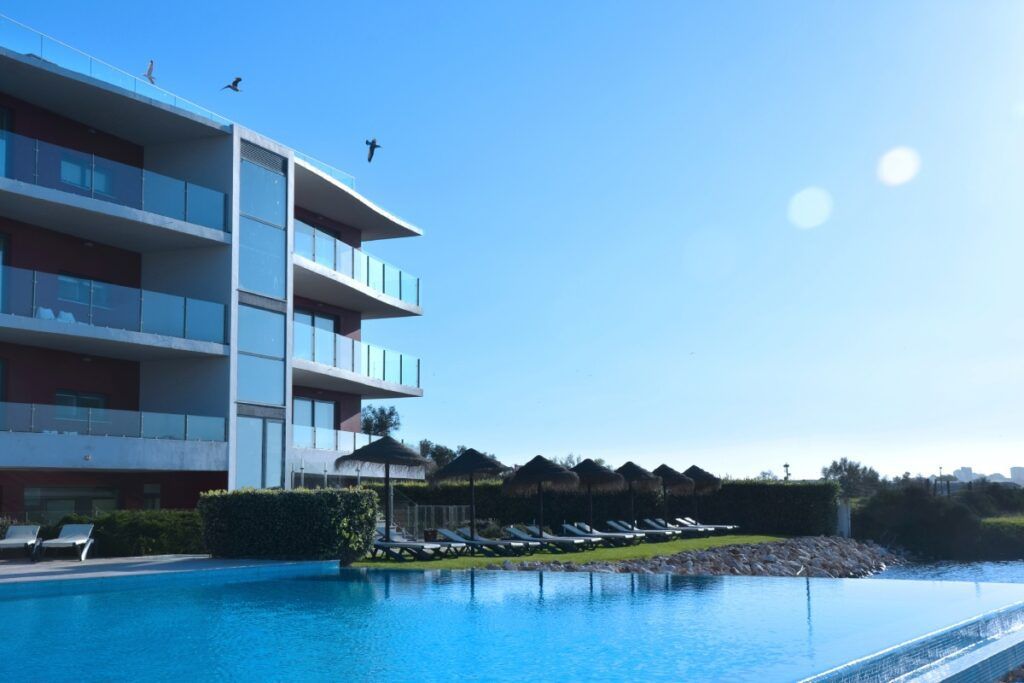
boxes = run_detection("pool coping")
[803,599,1024,682]
[0,555,340,599]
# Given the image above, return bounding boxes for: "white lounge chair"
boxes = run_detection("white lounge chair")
[0,525,41,558]
[38,524,94,561]
[608,519,678,541]
[645,518,712,534]
[565,522,642,546]
[506,526,587,552]
[35,307,55,320]
[676,517,739,531]
[56,311,77,323]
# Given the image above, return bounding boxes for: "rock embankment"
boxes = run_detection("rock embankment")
[487,537,904,578]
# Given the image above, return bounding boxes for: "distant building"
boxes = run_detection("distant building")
[953,467,975,482]
[1011,467,1024,485]
[987,473,1010,483]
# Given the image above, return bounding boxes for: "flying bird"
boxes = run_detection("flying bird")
[221,77,242,92]
[141,60,155,84]
[365,138,381,163]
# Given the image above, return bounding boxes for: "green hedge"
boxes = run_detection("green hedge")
[853,487,981,559]
[198,488,378,564]
[977,517,1024,560]
[40,510,204,558]
[369,480,838,536]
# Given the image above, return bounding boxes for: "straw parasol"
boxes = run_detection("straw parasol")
[683,465,722,519]
[435,448,507,541]
[653,464,695,522]
[503,455,579,533]
[571,459,625,531]
[615,461,661,526]
[336,436,429,542]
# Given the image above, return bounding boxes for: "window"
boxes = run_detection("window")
[54,390,105,421]
[239,217,286,299]
[293,397,336,448]
[236,416,284,488]
[143,484,161,510]
[24,486,118,524]
[237,304,286,406]
[240,160,286,227]
[294,309,337,365]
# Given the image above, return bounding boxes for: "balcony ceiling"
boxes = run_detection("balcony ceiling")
[294,160,423,242]
[292,359,423,400]
[0,48,229,145]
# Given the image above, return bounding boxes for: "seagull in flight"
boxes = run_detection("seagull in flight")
[365,138,381,163]
[141,60,155,84]
[221,77,242,92]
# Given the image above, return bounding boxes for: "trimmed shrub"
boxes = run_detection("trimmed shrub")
[853,487,981,559]
[368,480,838,537]
[198,488,378,564]
[46,510,205,557]
[978,517,1024,560]
[0,516,11,539]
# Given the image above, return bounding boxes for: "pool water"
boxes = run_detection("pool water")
[3,569,1024,681]
[876,560,1024,584]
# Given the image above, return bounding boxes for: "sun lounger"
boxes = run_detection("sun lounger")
[566,523,642,546]
[0,525,41,559]
[440,528,525,557]
[607,520,677,541]
[525,525,599,550]
[372,530,443,561]
[456,527,538,555]
[385,527,467,558]
[676,517,739,531]
[38,524,94,561]
[506,526,587,552]
[644,518,711,534]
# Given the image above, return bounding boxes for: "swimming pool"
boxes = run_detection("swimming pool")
[2,569,1024,681]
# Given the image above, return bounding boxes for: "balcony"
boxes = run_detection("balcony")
[289,426,425,480]
[0,401,228,472]
[294,220,422,319]
[0,130,230,250]
[0,264,227,359]
[291,321,422,398]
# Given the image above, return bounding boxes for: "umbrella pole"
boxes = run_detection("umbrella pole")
[385,462,392,542]
[470,472,477,541]
[537,481,544,534]
[629,482,635,527]
[587,484,594,531]
[663,483,668,524]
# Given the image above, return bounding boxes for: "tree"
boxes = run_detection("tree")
[361,406,400,436]
[419,439,457,469]
[821,458,882,498]
[757,470,779,481]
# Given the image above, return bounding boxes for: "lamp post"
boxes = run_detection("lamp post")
[783,463,791,481]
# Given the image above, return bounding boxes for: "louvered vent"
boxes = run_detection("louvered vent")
[240,140,286,174]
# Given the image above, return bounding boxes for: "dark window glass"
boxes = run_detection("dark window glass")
[236,416,264,488]
[239,217,286,299]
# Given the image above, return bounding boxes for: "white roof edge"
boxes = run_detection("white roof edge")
[293,156,424,238]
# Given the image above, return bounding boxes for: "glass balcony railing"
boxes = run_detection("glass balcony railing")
[0,264,225,343]
[0,130,227,230]
[295,220,420,306]
[0,401,226,441]
[292,426,379,452]
[293,151,356,189]
[293,321,421,388]
[0,13,232,127]
[0,14,357,191]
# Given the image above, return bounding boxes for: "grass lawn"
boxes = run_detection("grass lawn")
[352,534,782,570]
[983,515,1024,526]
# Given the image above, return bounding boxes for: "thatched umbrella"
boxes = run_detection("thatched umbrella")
[653,464,695,523]
[435,448,507,540]
[336,436,429,542]
[683,465,722,519]
[615,461,661,525]
[571,459,625,531]
[503,455,579,533]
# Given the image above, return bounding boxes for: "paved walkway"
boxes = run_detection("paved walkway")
[0,555,328,584]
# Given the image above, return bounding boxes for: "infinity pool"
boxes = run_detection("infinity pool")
[2,569,1024,681]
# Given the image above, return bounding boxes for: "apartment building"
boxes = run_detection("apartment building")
[0,17,423,521]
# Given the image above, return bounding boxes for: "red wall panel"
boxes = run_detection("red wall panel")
[0,342,139,409]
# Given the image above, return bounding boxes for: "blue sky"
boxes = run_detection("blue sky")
[8,2,1024,479]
